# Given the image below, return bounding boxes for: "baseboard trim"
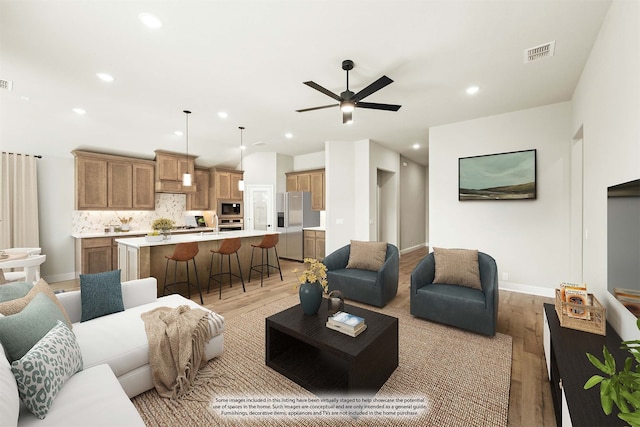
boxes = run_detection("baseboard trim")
[500,281,555,298]
[44,272,76,284]
[400,243,427,255]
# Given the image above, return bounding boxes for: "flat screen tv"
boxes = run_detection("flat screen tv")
[458,149,537,201]
[607,178,640,317]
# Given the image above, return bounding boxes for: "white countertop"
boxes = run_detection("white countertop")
[115,229,277,248]
[303,226,326,232]
[72,228,214,239]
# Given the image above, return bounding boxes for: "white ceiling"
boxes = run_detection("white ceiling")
[0,0,611,167]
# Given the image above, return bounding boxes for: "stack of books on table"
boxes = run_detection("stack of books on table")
[326,311,367,337]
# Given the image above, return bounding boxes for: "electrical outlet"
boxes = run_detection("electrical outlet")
[502,272,509,281]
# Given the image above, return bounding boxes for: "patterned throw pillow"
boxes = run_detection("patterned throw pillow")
[11,320,83,419]
[80,269,124,322]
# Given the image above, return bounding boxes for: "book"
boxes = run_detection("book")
[328,311,365,331]
[564,287,590,320]
[326,321,367,337]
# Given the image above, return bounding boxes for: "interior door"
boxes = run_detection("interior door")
[247,185,274,232]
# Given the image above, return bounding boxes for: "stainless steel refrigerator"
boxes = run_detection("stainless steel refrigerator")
[276,192,320,261]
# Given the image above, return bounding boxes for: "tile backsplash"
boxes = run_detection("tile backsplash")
[72,193,190,233]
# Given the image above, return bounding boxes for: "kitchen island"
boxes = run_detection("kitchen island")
[116,230,278,296]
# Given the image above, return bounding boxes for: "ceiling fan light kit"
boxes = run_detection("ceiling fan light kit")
[297,59,401,124]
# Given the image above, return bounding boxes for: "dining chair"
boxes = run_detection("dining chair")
[0,254,46,284]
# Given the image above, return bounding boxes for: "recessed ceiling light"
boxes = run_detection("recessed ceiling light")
[139,13,162,29]
[285,133,293,139]
[72,108,86,115]
[412,143,420,150]
[466,85,480,95]
[96,73,114,82]
[217,112,228,119]
[174,131,183,136]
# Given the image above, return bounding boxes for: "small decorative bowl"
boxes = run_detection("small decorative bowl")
[145,235,163,242]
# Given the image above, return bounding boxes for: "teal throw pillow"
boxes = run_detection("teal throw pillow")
[80,269,124,322]
[11,320,83,419]
[0,281,32,303]
[0,292,68,362]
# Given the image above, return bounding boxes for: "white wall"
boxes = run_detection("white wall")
[572,0,640,340]
[325,139,400,253]
[293,151,324,170]
[37,156,75,282]
[400,156,427,252]
[429,102,573,296]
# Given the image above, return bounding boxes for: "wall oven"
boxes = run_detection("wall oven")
[218,200,243,218]
[218,218,243,231]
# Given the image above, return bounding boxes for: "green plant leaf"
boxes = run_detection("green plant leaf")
[585,375,605,389]
[587,351,610,374]
[604,346,617,375]
[602,379,614,415]
[622,390,640,409]
[619,410,640,427]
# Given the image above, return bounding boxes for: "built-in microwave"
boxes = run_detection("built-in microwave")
[218,200,243,217]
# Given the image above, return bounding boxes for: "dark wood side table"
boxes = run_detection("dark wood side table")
[266,301,398,395]
[543,303,629,426]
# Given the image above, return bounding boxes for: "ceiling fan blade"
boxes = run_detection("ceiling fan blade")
[342,111,352,124]
[356,102,401,112]
[352,75,394,102]
[296,104,339,113]
[303,81,342,101]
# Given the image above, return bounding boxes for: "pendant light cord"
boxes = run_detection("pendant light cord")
[239,126,244,170]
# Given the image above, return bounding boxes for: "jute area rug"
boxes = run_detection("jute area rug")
[132,296,512,427]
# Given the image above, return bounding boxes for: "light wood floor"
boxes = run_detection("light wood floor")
[51,246,556,426]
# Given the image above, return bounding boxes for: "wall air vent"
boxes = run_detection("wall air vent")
[524,41,555,63]
[0,79,13,91]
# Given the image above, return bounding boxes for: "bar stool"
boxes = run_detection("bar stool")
[208,237,245,299]
[162,242,203,304]
[248,234,283,287]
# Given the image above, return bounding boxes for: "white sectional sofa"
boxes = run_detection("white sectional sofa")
[1,277,225,426]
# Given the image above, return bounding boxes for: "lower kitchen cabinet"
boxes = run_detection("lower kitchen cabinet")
[303,230,325,260]
[75,235,145,276]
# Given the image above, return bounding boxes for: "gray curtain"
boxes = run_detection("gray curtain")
[0,153,39,249]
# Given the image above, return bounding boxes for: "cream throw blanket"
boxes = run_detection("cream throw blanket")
[141,305,219,399]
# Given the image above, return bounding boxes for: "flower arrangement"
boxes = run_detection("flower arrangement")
[294,258,328,292]
[151,218,175,231]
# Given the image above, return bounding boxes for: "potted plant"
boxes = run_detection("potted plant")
[151,218,175,240]
[294,258,328,315]
[584,318,640,427]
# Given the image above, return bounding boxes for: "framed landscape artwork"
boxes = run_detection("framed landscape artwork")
[459,149,537,201]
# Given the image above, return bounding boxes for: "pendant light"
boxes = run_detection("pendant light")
[182,110,192,186]
[238,126,245,192]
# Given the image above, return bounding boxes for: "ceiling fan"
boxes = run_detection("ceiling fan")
[296,59,401,124]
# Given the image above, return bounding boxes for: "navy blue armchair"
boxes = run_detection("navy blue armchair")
[323,243,399,308]
[410,251,498,336]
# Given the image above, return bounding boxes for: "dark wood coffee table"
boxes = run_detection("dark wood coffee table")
[265,300,398,395]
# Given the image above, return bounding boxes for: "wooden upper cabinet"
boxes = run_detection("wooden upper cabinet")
[187,168,210,210]
[216,171,232,200]
[154,150,196,193]
[108,161,133,209]
[73,150,155,210]
[132,163,155,209]
[285,169,325,211]
[230,172,243,201]
[76,156,108,209]
[310,171,325,211]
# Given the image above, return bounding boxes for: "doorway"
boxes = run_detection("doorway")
[246,185,274,232]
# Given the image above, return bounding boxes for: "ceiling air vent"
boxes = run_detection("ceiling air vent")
[0,79,13,91]
[524,41,555,63]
